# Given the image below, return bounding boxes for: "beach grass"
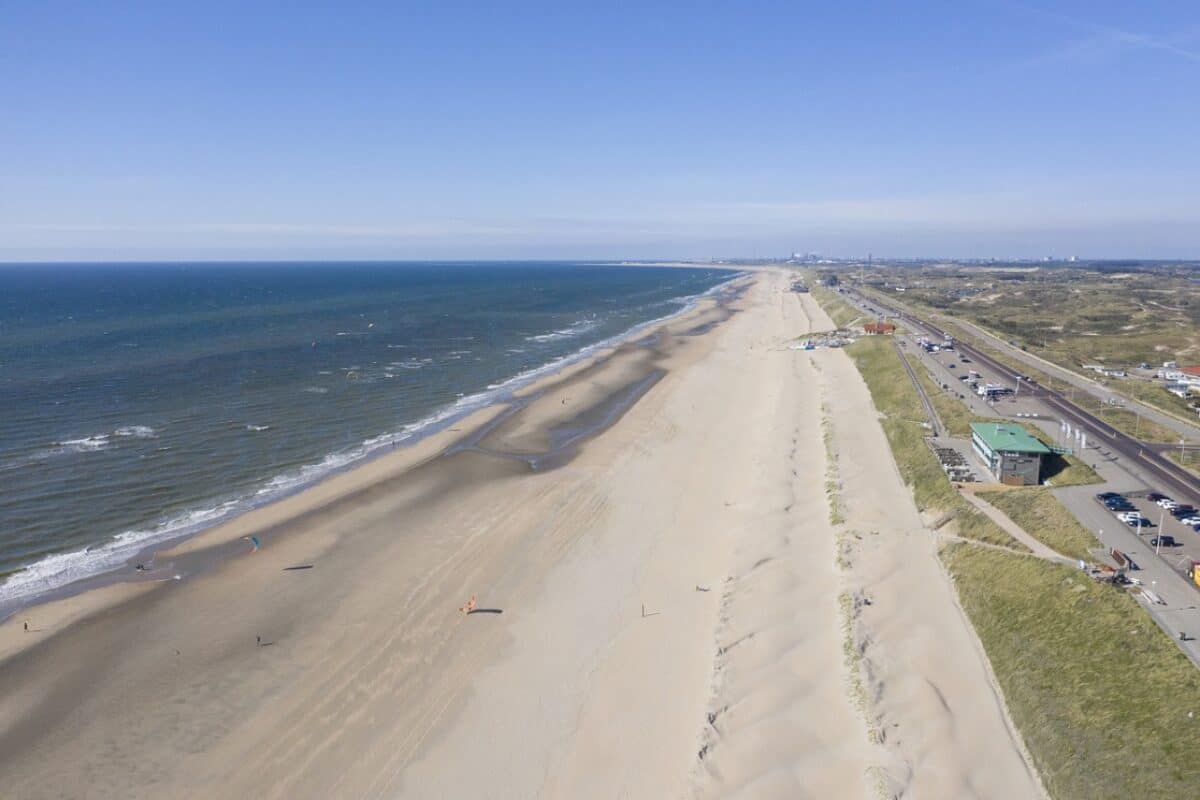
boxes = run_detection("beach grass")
[842,335,1027,551]
[910,359,976,437]
[810,285,861,329]
[861,274,1196,443]
[976,487,1099,561]
[822,407,845,525]
[941,540,1200,800]
[1042,452,1104,487]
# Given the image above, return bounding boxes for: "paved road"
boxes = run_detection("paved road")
[845,288,1200,509]
[1056,482,1200,669]
[829,287,1200,666]
[938,315,1200,443]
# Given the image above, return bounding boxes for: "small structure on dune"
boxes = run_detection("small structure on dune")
[970,422,1049,486]
[863,321,896,335]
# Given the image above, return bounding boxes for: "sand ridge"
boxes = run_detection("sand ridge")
[813,307,1046,799]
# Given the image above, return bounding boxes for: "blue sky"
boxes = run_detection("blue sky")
[2,1,1198,260]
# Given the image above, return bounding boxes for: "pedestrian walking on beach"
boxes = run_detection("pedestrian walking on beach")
[24,620,29,632]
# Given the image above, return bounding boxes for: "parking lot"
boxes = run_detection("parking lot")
[903,334,1050,422]
[1093,490,1200,561]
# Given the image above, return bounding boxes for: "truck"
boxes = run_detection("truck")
[977,383,1013,399]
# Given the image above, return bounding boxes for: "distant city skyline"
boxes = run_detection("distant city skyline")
[2,1,1198,261]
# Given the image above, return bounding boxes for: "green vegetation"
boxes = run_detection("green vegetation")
[810,284,861,329]
[942,541,1200,800]
[1169,449,1200,478]
[867,264,1200,369]
[1110,376,1198,423]
[1007,423,1103,486]
[976,488,1099,561]
[1043,453,1103,487]
[842,335,1026,551]
[906,348,1102,484]
[838,591,873,737]
[849,273,1200,799]
[932,312,1182,444]
[859,266,1200,441]
[910,357,974,436]
[1068,391,1180,444]
[822,408,845,525]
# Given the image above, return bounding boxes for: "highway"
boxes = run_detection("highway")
[843,288,1200,508]
[931,314,1200,443]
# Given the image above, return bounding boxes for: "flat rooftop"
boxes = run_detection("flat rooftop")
[970,422,1051,455]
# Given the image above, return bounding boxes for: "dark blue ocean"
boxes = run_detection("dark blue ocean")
[0,262,735,605]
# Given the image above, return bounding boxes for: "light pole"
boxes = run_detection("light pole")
[1158,506,1165,555]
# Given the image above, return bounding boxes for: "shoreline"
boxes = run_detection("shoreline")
[0,267,1048,799]
[0,274,750,660]
[0,270,761,799]
[0,269,747,622]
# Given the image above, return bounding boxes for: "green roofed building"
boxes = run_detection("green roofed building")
[970,422,1050,486]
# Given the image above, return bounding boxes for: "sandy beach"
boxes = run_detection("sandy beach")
[0,269,1042,798]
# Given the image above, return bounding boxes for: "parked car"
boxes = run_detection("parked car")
[1148,492,1168,501]
[1097,492,1121,500]
[1105,499,1135,510]
[1158,498,1178,508]
[1117,511,1144,522]
[1150,536,1178,547]
[1170,505,1197,516]
[1128,518,1154,528]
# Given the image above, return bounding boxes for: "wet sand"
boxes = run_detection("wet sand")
[0,270,1042,799]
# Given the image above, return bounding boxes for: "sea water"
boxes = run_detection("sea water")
[0,261,735,607]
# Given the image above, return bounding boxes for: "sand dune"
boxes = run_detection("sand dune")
[816,322,1045,799]
[0,270,1044,799]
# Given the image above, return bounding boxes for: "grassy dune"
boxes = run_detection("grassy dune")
[942,542,1200,800]
[976,488,1099,561]
[810,285,862,329]
[862,274,1197,442]
[837,277,1200,799]
[843,336,1025,551]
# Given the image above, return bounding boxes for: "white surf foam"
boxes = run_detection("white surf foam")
[114,425,157,438]
[525,318,600,343]
[0,271,746,609]
[58,434,111,452]
[0,499,242,607]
